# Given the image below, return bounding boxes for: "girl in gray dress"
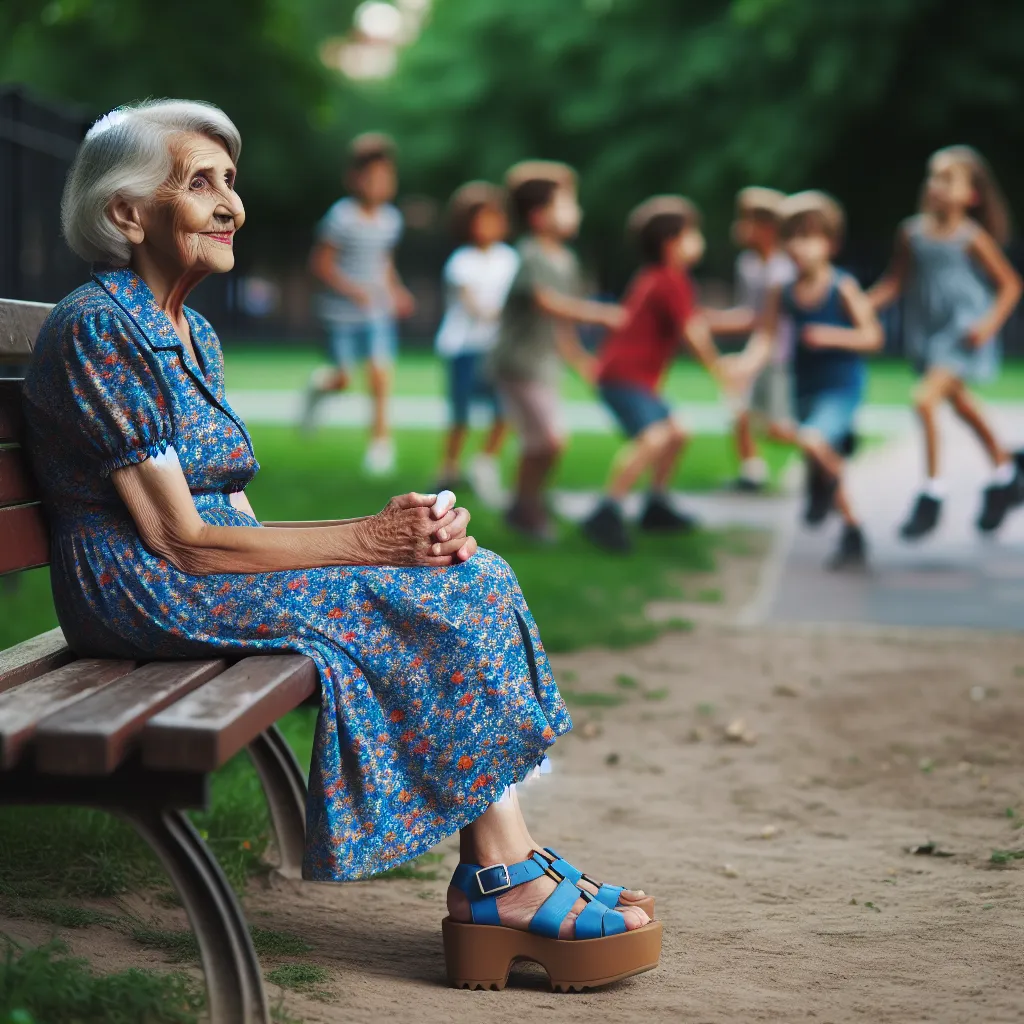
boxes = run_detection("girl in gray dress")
[870,146,1023,539]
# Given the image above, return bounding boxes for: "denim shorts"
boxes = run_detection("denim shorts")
[326,318,397,370]
[599,382,672,439]
[794,388,861,449]
[447,353,501,427]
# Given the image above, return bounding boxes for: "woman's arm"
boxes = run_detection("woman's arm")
[112,456,476,575]
[230,488,367,529]
[866,227,911,311]
[803,277,884,353]
[966,229,1023,347]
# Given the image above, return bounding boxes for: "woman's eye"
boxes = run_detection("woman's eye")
[190,176,207,191]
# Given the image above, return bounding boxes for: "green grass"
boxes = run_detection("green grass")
[265,964,330,993]
[0,938,202,1024]
[132,925,311,963]
[221,345,1024,405]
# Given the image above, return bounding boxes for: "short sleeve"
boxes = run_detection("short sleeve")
[388,205,404,245]
[60,307,175,476]
[444,248,474,288]
[658,271,696,328]
[316,200,351,247]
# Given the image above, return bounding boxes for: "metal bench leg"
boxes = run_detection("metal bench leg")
[247,725,307,880]
[123,806,270,1024]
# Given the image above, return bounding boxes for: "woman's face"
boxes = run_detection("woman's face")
[140,132,245,276]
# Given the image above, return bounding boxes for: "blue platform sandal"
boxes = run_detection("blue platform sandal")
[443,852,662,991]
[536,847,656,918]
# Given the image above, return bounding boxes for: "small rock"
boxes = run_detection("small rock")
[773,683,802,698]
[760,824,780,839]
[580,721,601,739]
[980,774,991,789]
[686,727,705,744]
[724,719,747,742]
[605,752,620,766]
[970,686,987,702]
[722,863,739,878]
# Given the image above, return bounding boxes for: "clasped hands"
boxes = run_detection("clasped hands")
[356,490,478,567]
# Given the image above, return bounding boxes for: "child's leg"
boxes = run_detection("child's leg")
[912,367,959,480]
[482,419,508,457]
[366,319,397,443]
[948,382,1011,466]
[650,421,688,493]
[606,421,678,501]
[502,380,564,531]
[441,355,474,480]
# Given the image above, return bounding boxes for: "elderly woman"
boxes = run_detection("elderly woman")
[22,100,660,990]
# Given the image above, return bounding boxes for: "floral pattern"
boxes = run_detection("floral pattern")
[22,267,571,881]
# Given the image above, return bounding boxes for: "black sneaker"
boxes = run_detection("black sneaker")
[639,493,697,532]
[900,493,942,540]
[827,523,867,571]
[582,500,631,552]
[731,476,764,494]
[804,461,838,526]
[838,431,859,458]
[977,475,1022,533]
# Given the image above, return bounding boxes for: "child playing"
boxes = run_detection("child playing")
[434,182,519,505]
[303,133,416,476]
[705,187,796,492]
[868,145,1023,539]
[490,161,624,541]
[736,191,883,570]
[583,196,729,552]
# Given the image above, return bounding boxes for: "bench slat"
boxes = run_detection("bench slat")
[0,627,71,695]
[0,658,136,769]
[0,381,24,444]
[142,655,317,772]
[0,299,50,362]
[34,659,229,775]
[0,448,37,506]
[0,504,49,575]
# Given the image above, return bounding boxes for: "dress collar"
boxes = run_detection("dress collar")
[92,265,184,353]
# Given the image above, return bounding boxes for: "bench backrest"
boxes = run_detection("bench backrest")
[0,298,54,576]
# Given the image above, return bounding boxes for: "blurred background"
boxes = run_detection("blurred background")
[3,0,1024,347]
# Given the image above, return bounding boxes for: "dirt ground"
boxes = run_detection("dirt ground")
[5,555,1024,1023]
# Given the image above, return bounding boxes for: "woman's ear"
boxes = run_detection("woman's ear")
[108,196,146,246]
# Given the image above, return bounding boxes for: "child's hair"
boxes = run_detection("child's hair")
[779,191,845,247]
[735,186,786,223]
[504,160,576,231]
[347,132,396,175]
[448,181,506,243]
[924,145,1011,246]
[627,195,700,264]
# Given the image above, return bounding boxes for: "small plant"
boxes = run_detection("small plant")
[560,689,625,709]
[643,688,669,701]
[266,963,329,992]
[376,851,446,881]
[615,674,638,689]
[990,849,1024,865]
[249,928,311,958]
[131,927,199,963]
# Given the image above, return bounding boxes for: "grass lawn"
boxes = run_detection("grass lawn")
[222,345,1024,405]
[0,421,774,1021]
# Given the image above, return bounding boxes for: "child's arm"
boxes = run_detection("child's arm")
[803,277,884,353]
[965,229,1023,347]
[534,286,625,331]
[309,242,372,308]
[554,323,598,383]
[866,226,911,311]
[704,306,757,336]
[386,257,416,319]
[725,286,783,382]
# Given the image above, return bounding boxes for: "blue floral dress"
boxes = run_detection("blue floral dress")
[22,266,571,881]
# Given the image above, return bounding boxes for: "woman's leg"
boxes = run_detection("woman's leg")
[449,794,649,936]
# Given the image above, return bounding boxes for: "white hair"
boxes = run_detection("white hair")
[61,99,242,266]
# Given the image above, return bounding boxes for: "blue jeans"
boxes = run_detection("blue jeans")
[326,318,397,370]
[447,353,501,428]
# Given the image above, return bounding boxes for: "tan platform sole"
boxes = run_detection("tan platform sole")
[442,917,663,992]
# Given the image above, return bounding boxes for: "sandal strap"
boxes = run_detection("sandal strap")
[542,848,628,910]
[575,895,627,939]
[451,852,551,925]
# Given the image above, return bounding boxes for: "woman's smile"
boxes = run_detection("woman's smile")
[204,230,234,245]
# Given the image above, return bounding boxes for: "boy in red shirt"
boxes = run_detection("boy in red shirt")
[583,196,729,552]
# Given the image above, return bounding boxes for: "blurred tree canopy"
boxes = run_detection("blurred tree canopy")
[381,0,1024,278]
[3,0,1023,280]
[0,0,369,263]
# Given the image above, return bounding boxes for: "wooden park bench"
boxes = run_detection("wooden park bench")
[0,297,318,1024]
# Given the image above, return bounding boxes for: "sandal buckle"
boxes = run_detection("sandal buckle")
[475,863,511,896]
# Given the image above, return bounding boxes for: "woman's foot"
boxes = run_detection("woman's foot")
[532,847,652,915]
[447,867,650,937]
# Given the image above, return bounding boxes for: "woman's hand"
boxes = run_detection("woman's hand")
[354,492,477,567]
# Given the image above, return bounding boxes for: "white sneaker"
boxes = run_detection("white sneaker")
[363,437,396,477]
[299,368,340,434]
[467,453,506,509]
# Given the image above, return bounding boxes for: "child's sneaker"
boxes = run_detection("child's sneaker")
[363,437,396,477]
[300,368,345,434]
[827,523,867,571]
[639,493,696,532]
[977,476,1021,533]
[582,499,631,552]
[900,493,942,540]
[467,454,506,510]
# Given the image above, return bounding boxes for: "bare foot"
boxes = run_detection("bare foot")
[447,874,650,937]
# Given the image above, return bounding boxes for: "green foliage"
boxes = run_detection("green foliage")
[266,963,330,992]
[0,938,202,1024]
